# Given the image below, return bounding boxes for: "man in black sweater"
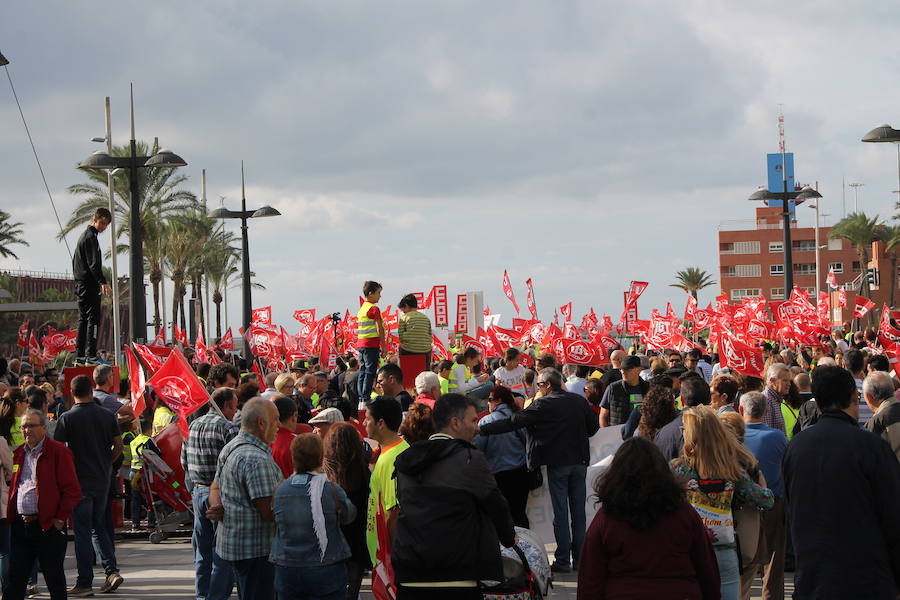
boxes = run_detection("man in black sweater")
[73,208,111,362]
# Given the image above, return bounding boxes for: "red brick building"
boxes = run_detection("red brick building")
[718,206,891,324]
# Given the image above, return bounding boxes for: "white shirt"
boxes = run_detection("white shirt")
[493,365,526,390]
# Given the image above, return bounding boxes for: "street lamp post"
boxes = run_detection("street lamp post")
[208,162,280,359]
[862,125,900,198]
[806,187,825,300]
[848,182,864,212]
[80,84,187,344]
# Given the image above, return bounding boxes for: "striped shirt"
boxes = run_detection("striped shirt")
[180,412,238,487]
[398,310,432,354]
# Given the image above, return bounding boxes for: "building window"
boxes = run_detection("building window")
[721,241,760,254]
[793,263,816,275]
[829,262,843,274]
[730,288,761,301]
[722,265,760,278]
[770,264,785,275]
[827,238,842,251]
[769,241,783,253]
[792,240,817,252]
[803,287,816,296]
[771,287,785,300]
[853,261,862,273]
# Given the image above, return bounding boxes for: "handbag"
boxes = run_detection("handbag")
[732,471,766,568]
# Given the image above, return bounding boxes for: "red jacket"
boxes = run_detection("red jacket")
[7,437,82,531]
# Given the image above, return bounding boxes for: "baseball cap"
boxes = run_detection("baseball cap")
[308,407,343,425]
[621,355,642,370]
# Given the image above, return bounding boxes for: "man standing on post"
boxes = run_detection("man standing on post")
[206,398,282,600]
[783,365,900,599]
[181,387,239,600]
[73,208,111,364]
[478,367,599,572]
[5,409,82,600]
[54,374,124,596]
[357,281,385,402]
[392,394,516,600]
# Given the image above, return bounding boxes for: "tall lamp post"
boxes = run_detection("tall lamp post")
[208,162,280,359]
[748,185,821,294]
[79,85,187,344]
[862,125,900,198]
[805,187,825,299]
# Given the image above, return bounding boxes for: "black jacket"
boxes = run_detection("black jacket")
[478,388,600,468]
[783,410,900,599]
[73,225,106,286]
[392,436,515,584]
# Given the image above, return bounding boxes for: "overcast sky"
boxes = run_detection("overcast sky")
[3,1,900,332]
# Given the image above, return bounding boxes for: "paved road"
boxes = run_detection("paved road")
[34,537,791,599]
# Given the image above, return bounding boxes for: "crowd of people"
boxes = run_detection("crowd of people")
[0,280,899,599]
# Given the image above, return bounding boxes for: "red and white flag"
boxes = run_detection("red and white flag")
[525,278,538,320]
[625,281,649,307]
[219,327,234,351]
[432,334,451,361]
[149,329,167,348]
[852,296,876,320]
[133,343,166,374]
[125,345,147,417]
[838,286,848,309]
[560,302,573,323]
[16,321,28,348]
[718,331,765,378]
[826,268,838,289]
[173,324,188,346]
[292,309,317,326]
[252,306,272,326]
[501,270,520,315]
[195,325,209,363]
[684,295,698,322]
[560,338,608,366]
[147,350,210,437]
[28,332,41,365]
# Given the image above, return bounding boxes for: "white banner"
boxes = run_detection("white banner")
[524,425,624,548]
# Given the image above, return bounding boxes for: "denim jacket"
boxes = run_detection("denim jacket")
[270,473,357,567]
[475,405,527,473]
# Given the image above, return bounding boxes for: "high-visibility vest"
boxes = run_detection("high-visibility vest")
[130,433,152,471]
[781,402,799,440]
[357,302,379,340]
[448,363,466,391]
[438,375,450,395]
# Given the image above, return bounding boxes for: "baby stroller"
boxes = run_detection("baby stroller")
[483,527,552,600]
[135,423,193,543]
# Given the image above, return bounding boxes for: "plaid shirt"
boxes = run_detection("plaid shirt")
[181,412,238,487]
[763,386,787,434]
[214,431,282,561]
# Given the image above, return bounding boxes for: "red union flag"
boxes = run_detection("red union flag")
[852,295,875,320]
[560,302,573,323]
[433,285,448,327]
[461,335,484,355]
[827,268,838,289]
[219,327,234,351]
[432,334,451,361]
[17,321,28,348]
[502,270,520,315]
[293,309,317,326]
[149,328,167,348]
[174,324,188,346]
[133,343,166,374]
[247,324,283,360]
[684,295,698,322]
[561,338,608,366]
[525,278,538,320]
[28,332,41,365]
[421,287,434,310]
[838,286,848,308]
[252,306,272,325]
[455,294,469,333]
[125,345,147,417]
[625,281,649,307]
[146,350,210,429]
[719,332,765,378]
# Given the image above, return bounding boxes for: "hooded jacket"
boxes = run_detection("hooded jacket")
[392,435,516,584]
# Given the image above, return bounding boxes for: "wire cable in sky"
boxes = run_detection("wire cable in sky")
[4,63,73,260]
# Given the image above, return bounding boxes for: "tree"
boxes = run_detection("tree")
[61,139,197,331]
[0,211,29,259]
[880,224,900,309]
[829,212,884,318]
[670,267,716,300]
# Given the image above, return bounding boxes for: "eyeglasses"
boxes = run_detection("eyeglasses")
[20,424,43,430]
[537,381,550,387]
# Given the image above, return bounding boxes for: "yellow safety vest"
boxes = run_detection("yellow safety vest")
[439,376,450,395]
[130,433,152,471]
[357,302,379,339]
[448,364,472,391]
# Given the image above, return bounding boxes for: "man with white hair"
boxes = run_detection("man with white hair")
[763,363,789,433]
[739,391,788,599]
[414,371,441,408]
[864,371,900,461]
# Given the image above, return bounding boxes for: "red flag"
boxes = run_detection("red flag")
[149,329,167,348]
[719,331,765,378]
[173,324,188,346]
[17,322,28,348]
[219,327,234,351]
[560,338,608,366]
[525,278,538,320]
[28,332,41,366]
[838,286,848,309]
[563,322,578,339]
[147,350,210,426]
[817,291,831,329]
[560,302,573,323]
[601,314,614,334]
[195,325,209,363]
[502,270,520,315]
[879,305,900,349]
[421,288,434,310]
[251,360,265,381]
[827,268,838,289]
[319,327,338,369]
[852,296,875,320]
[461,335,485,355]
[432,285,449,327]
[125,346,147,417]
[293,309,317,326]
[684,295,698,322]
[251,306,272,325]
[133,343,166,374]
[625,281,649,307]
[247,325,283,360]
[432,334,451,361]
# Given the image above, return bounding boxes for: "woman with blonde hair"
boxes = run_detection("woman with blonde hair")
[671,406,774,600]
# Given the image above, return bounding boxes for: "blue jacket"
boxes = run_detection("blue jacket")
[476,405,527,473]
[743,422,788,498]
[270,473,356,568]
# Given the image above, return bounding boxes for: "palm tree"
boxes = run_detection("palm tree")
[164,212,210,338]
[61,139,197,330]
[670,267,716,300]
[207,254,240,339]
[0,211,29,259]
[829,212,884,303]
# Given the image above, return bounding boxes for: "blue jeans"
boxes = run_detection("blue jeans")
[231,556,274,600]
[72,491,118,587]
[191,486,235,600]
[547,464,587,569]
[358,347,380,401]
[715,546,740,600]
[275,562,346,600]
